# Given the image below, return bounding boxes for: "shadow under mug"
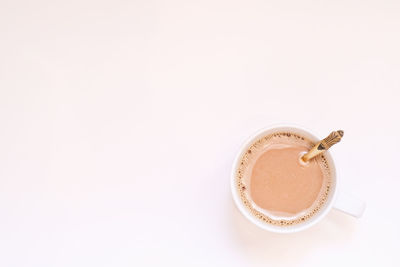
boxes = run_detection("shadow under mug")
[231,124,366,233]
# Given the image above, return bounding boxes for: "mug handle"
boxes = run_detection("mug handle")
[333,191,366,218]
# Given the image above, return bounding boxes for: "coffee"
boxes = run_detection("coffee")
[236,131,331,226]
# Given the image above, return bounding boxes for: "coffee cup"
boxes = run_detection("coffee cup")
[231,124,365,233]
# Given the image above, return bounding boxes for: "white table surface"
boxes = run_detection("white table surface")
[1,0,400,266]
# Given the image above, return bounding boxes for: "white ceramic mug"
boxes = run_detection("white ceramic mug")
[231,125,366,233]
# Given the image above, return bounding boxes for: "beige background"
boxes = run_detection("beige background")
[1,0,399,266]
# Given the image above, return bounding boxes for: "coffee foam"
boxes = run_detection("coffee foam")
[236,131,332,226]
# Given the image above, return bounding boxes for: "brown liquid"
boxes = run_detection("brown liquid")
[237,131,331,225]
[250,144,323,216]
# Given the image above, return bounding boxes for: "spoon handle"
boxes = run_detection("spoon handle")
[301,130,344,162]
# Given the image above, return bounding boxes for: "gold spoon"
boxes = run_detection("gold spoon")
[301,130,344,162]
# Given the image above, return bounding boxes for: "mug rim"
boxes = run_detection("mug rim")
[230,124,339,233]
